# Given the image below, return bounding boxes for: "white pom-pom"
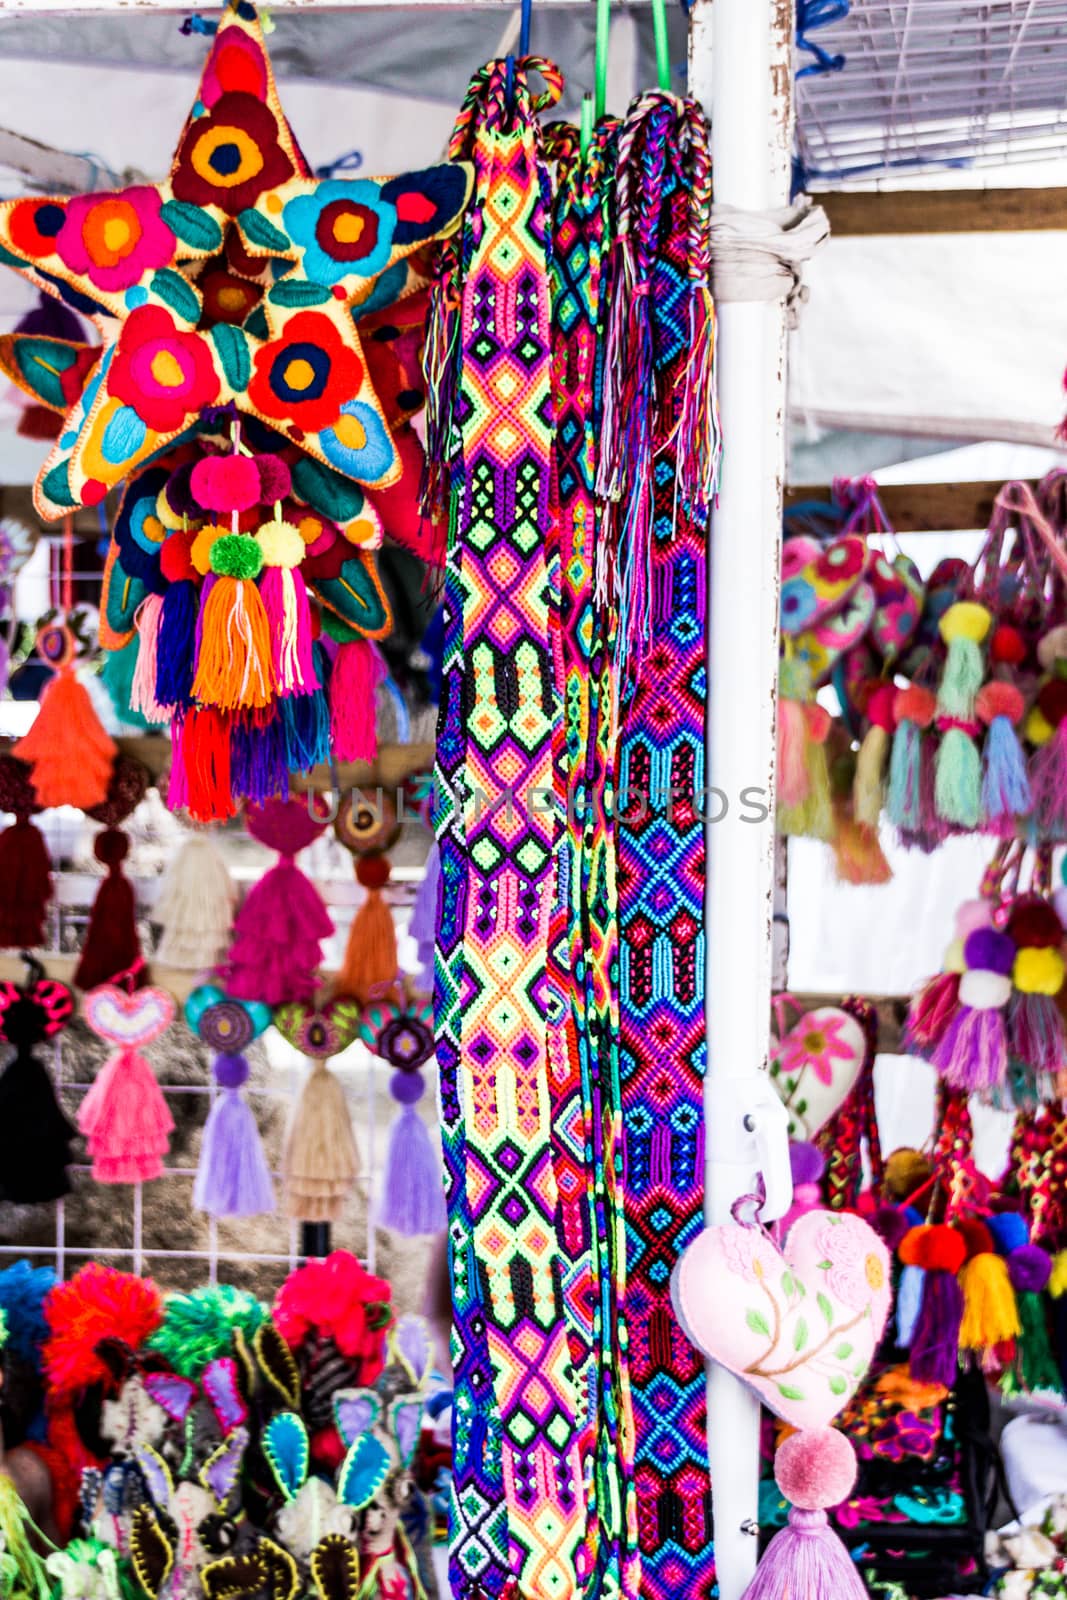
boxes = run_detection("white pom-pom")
[959,969,1011,1010]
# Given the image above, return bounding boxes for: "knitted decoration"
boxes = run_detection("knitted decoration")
[274,996,362,1223]
[221,797,333,1007]
[78,984,175,1183]
[0,2,473,519]
[0,957,75,1204]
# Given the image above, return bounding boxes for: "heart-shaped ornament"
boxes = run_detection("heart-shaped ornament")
[675,1209,891,1430]
[274,996,362,1059]
[780,535,869,637]
[84,984,175,1048]
[869,552,925,665]
[769,1005,865,1139]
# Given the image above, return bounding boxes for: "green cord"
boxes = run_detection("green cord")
[651,0,671,90]
[580,93,594,159]
[595,0,610,121]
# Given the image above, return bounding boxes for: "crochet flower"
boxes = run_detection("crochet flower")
[172,92,294,216]
[816,539,865,583]
[283,180,396,286]
[109,304,220,433]
[248,309,366,434]
[778,1012,855,1087]
[55,187,176,293]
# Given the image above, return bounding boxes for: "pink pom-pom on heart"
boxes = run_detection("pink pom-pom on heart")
[955,898,994,940]
[894,683,937,729]
[976,679,1025,727]
[191,454,262,514]
[775,1427,857,1511]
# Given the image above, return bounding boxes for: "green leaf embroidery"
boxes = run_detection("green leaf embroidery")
[159,200,222,254]
[238,207,292,253]
[817,1260,833,1271]
[829,1375,847,1396]
[781,1271,795,1299]
[150,268,200,326]
[817,1292,834,1325]
[209,324,250,392]
[793,1318,809,1353]
[268,280,332,309]
[746,1310,770,1339]
[777,1384,804,1402]
[834,1343,853,1361]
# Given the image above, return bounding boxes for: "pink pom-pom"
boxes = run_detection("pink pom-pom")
[257,454,293,504]
[955,898,995,940]
[866,682,897,733]
[976,679,1025,727]
[191,454,262,514]
[894,683,937,729]
[775,1428,857,1512]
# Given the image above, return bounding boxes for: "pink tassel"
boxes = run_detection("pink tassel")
[259,564,318,697]
[329,640,383,764]
[932,1003,1008,1091]
[1030,721,1067,839]
[129,594,171,721]
[742,1429,866,1600]
[77,1047,174,1183]
[222,859,333,1007]
[778,699,811,809]
[905,971,960,1053]
[1009,991,1066,1076]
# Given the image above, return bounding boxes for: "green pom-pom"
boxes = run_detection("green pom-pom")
[209,533,263,581]
[147,1284,267,1378]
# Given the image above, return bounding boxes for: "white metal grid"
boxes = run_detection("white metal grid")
[795,0,1067,186]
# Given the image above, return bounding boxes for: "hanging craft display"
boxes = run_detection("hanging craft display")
[220,796,333,1006]
[74,755,150,992]
[153,831,237,970]
[0,955,75,1204]
[12,622,116,811]
[186,982,275,1219]
[768,994,867,1141]
[358,991,443,1237]
[78,980,176,1184]
[274,995,362,1223]
[0,754,52,950]
[677,1199,892,1600]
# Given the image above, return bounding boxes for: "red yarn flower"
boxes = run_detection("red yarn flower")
[172,91,294,216]
[248,309,366,434]
[110,304,219,433]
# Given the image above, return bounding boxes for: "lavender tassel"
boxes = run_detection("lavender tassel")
[410,841,439,993]
[379,1073,445,1236]
[193,1054,275,1218]
[739,1509,866,1600]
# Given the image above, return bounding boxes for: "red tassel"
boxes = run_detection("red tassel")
[13,663,116,810]
[0,816,52,948]
[73,830,142,991]
[170,707,235,824]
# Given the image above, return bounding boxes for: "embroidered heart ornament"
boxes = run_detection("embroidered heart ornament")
[84,984,175,1048]
[274,996,362,1059]
[869,552,925,665]
[780,535,869,637]
[769,1004,866,1139]
[675,1209,891,1430]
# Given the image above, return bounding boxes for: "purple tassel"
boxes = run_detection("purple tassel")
[909,1269,963,1388]
[1009,991,1065,1076]
[1031,722,1067,839]
[230,714,288,804]
[932,1004,1008,1091]
[155,579,199,708]
[193,1054,275,1219]
[739,1509,866,1600]
[379,1073,445,1236]
[409,841,439,993]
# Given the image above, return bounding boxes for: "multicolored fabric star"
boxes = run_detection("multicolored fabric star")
[0,1,471,520]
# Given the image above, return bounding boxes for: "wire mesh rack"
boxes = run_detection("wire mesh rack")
[795,0,1067,187]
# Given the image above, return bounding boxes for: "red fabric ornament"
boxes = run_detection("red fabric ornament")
[0,754,52,948]
[73,829,142,991]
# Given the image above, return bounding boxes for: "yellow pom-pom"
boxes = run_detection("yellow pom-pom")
[943,936,966,974]
[155,486,185,532]
[1025,704,1055,748]
[256,519,305,570]
[1050,1251,1067,1299]
[190,522,228,578]
[1013,946,1066,997]
[939,601,992,647]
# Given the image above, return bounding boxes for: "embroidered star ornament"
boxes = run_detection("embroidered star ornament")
[0,0,472,520]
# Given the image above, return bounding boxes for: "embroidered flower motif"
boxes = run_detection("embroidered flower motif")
[815,1213,888,1312]
[780,576,817,632]
[110,304,220,433]
[198,263,263,327]
[6,198,67,261]
[248,309,365,434]
[284,180,396,287]
[172,92,294,216]
[55,187,176,294]
[815,538,865,584]
[199,24,270,106]
[720,1224,778,1286]
[319,399,395,483]
[778,1012,855,1088]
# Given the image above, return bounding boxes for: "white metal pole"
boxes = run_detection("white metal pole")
[689,3,794,1599]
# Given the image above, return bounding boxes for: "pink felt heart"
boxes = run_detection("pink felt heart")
[676,1209,891,1431]
[83,984,175,1048]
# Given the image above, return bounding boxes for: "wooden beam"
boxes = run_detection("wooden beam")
[821,187,1067,237]
[784,479,1025,533]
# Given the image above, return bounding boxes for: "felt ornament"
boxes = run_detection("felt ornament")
[13,624,116,810]
[0,754,52,949]
[852,681,897,828]
[359,994,443,1236]
[153,832,236,970]
[73,757,150,993]
[768,997,866,1141]
[262,1411,365,1561]
[274,996,362,1223]
[77,983,175,1183]
[932,925,1015,1092]
[272,1251,393,1435]
[334,853,397,1005]
[886,682,937,837]
[186,984,275,1219]
[976,679,1031,828]
[933,600,991,828]
[677,1205,890,1600]
[0,957,75,1204]
[221,797,333,1006]
[898,1223,966,1387]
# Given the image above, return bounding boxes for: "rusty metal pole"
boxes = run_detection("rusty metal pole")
[688,2,795,1597]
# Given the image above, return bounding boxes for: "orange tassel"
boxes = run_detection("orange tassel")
[192,575,274,711]
[335,853,397,1003]
[14,664,116,810]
